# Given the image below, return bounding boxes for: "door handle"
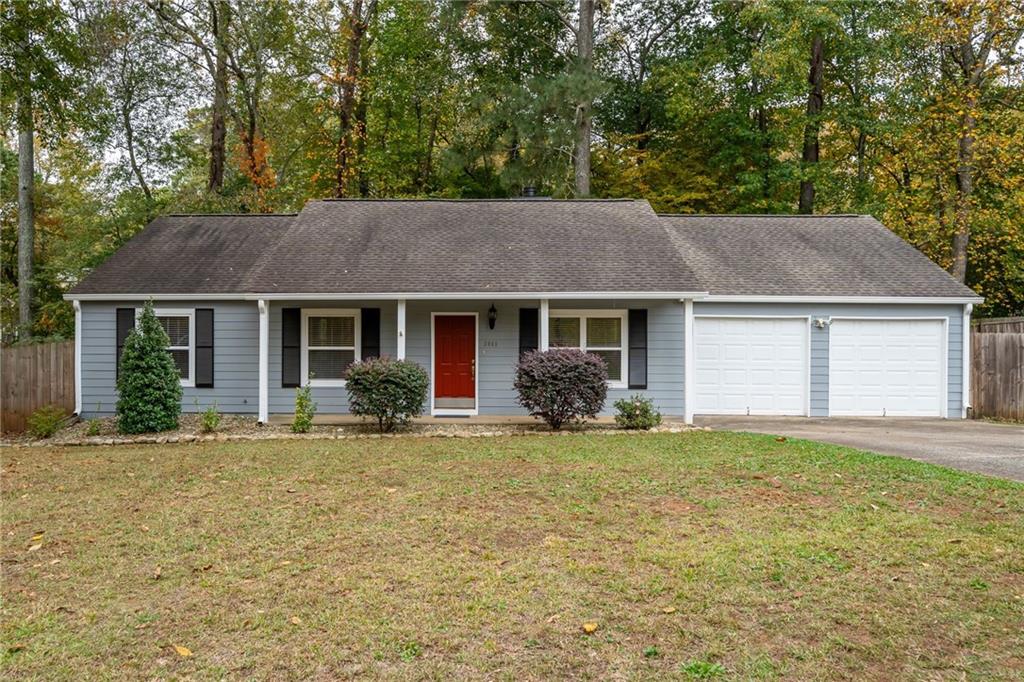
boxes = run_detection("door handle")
[471,359,476,379]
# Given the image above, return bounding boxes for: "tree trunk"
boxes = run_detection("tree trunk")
[123,105,152,202]
[17,95,35,337]
[798,35,823,215]
[208,0,229,193]
[950,102,975,282]
[335,0,371,198]
[574,0,595,197]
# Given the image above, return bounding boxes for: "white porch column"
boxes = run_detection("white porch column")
[962,303,973,418]
[73,300,82,416]
[396,299,407,360]
[539,298,550,350]
[683,298,695,424]
[258,299,269,423]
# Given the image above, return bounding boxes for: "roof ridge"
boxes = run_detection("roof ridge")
[315,198,639,203]
[658,213,868,218]
[166,212,298,217]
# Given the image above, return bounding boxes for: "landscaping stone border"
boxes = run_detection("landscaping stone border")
[3,424,702,448]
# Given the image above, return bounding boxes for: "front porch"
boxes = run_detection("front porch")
[265,414,690,427]
[255,296,693,423]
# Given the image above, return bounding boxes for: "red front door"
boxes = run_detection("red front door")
[434,315,476,401]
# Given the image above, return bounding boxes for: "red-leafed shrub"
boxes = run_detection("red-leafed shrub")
[514,348,608,429]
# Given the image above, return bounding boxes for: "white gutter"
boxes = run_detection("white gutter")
[683,298,695,424]
[64,291,711,302]
[258,299,269,424]
[73,300,82,416]
[699,295,983,304]
[962,303,973,418]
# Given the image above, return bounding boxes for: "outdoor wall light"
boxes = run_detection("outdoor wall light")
[488,304,497,330]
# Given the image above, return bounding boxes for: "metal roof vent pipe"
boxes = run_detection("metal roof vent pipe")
[521,185,537,198]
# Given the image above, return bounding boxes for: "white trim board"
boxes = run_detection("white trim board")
[429,312,480,417]
[66,291,709,302]
[700,295,982,304]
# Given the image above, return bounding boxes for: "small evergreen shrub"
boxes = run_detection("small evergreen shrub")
[200,402,221,433]
[27,405,66,439]
[116,301,182,434]
[613,395,662,430]
[514,348,608,430]
[292,383,317,433]
[346,357,429,432]
[86,419,102,437]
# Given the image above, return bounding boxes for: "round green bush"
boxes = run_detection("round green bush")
[514,349,608,429]
[116,301,182,434]
[345,357,429,432]
[613,394,662,430]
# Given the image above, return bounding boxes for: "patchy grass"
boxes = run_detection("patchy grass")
[2,432,1022,680]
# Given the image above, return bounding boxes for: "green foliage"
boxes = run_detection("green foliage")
[26,404,66,439]
[85,419,102,437]
[680,660,726,679]
[292,383,316,434]
[345,357,429,433]
[200,402,222,433]
[613,395,662,430]
[115,301,182,434]
[514,349,608,430]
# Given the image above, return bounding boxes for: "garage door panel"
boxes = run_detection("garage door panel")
[694,317,808,416]
[829,319,943,417]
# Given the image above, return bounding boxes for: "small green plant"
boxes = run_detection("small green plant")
[200,402,222,433]
[614,394,662,430]
[969,577,989,590]
[345,357,429,432]
[680,659,726,679]
[116,301,182,434]
[292,382,317,433]
[27,405,66,439]
[86,419,102,437]
[398,640,421,662]
[643,645,661,659]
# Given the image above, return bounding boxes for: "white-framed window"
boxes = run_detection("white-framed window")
[138,308,195,388]
[549,309,628,387]
[301,308,361,387]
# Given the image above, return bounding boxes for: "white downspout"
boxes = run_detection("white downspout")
[73,300,82,416]
[539,299,550,351]
[962,303,973,419]
[258,299,269,424]
[684,298,694,425]
[396,299,406,360]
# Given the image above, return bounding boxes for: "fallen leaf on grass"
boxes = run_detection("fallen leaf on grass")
[774,437,787,443]
[27,544,42,552]
[546,614,560,623]
[153,566,162,580]
[172,644,192,657]
[582,622,599,634]
[661,606,676,614]
[290,616,302,625]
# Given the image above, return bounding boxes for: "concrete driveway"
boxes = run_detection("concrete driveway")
[696,416,1024,482]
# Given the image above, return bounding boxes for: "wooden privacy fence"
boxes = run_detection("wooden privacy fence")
[1,341,75,433]
[971,331,1024,421]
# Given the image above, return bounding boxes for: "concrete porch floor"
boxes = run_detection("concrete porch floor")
[266,414,690,426]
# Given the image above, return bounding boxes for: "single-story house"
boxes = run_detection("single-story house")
[65,198,981,423]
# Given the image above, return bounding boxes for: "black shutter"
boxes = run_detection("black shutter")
[628,309,648,389]
[195,308,214,387]
[115,308,135,379]
[281,307,301,388]
[519,307,539,358]
[361,308,381,360]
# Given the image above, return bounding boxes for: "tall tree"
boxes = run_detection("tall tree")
[798,34,823,213]
[1,0,90,337]
[574,0,595,197]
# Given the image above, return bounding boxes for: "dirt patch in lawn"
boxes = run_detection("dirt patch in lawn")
[2,432,1022,680]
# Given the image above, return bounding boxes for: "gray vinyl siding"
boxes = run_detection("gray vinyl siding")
[79,301,259,417]
[692,302,964,417]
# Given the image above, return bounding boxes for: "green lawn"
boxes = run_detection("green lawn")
[2,432,1022,680]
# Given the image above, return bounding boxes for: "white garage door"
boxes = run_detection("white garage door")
[694,317,808,416]
[829,319,944,417]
